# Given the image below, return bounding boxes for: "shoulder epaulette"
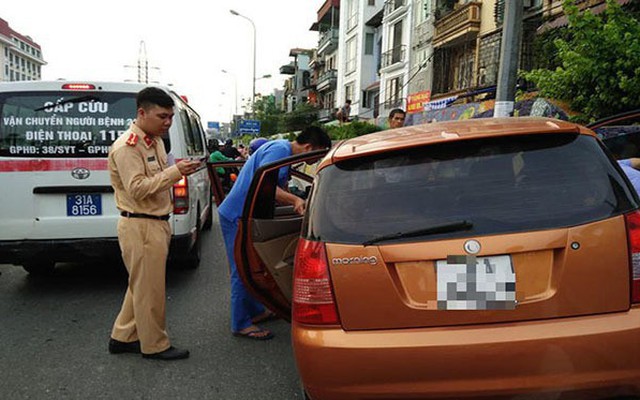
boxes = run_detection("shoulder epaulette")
[126,133,138,146]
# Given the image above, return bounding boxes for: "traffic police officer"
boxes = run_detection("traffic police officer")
[107,87,201,360]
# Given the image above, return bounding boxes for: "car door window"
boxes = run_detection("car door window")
[206,160,245,206]
[590,110,640,159]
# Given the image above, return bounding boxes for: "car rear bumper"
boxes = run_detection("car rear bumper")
[0,233,193,265]
[293,308,640,400]
[0,238,121,265]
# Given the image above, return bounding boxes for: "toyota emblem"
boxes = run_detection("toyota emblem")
[71,167,90,180]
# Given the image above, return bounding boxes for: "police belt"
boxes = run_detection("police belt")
[120,211,170,221]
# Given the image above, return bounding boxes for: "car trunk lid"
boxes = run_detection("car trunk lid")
[328,218,631,330]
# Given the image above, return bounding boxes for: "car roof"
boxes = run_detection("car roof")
[319,117,590,169]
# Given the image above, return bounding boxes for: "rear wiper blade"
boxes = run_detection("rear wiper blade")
[362,220,473,246]
[34,95,100,111]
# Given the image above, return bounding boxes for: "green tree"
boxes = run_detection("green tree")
[325,121,383,140]
[253,95,283,136]
[280,103,319,133]
[522,0,640,121]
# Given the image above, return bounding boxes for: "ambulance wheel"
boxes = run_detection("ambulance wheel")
[203,199,213,231]
[183,217,202,269]
[23,260,55,276]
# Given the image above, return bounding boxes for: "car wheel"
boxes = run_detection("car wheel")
[23,260,56,276]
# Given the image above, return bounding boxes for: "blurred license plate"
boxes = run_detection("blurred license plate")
[436,255,516,310]
[66,194,102,216]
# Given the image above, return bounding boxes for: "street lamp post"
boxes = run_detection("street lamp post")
[253,74,272,101]
[221,69,238,116]
[230,9,256,112]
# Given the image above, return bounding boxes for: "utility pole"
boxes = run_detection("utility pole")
[494,0,523,117]
[124,41,160,84]
[138,41,148,84]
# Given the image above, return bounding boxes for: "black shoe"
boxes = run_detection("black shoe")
[142,346,190,360]
[108,338,141,354]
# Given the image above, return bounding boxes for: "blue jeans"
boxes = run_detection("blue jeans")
[219,214,265,332]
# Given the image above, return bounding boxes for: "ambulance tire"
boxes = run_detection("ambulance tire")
[182,212,202,269]
[203,198,213,231]
[23,260,56,276]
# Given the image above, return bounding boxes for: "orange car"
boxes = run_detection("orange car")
[210,117,640,400]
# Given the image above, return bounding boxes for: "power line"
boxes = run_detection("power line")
[124,41,160,84]
[353,52,435,119]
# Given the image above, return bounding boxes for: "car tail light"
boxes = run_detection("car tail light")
[624,211,640,303]
[173,176,189,214]
[293,238,340,325]
[61,83,96,90]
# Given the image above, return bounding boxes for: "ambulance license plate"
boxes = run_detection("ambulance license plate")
[66,194,102,216]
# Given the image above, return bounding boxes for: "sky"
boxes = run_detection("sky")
[2,0,321,126]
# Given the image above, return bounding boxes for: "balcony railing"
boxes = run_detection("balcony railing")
[317,69,338,91]
[318,28,339,55]
[384,0,406,17]
[434,2,481,47]
[381,45,407,69]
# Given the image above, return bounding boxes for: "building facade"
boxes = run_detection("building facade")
[298,0,630,124]
[279,48,313,112]
[337,0,383,120]
[311,0,341,122]
[0,18,45,82]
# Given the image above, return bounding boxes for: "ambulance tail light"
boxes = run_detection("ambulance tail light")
[625,211,640,303]
[173,177,189,215]
[293,238,340,325]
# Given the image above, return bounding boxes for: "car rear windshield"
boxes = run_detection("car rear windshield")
[303,133,638,244]
[0,90,137,158]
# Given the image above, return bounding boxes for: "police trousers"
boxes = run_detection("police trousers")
[111,217,172,354]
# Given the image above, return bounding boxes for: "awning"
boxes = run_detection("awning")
[364,81,380,91]
[424,96,458,111]
[538,0,631,34]
[366,8,384,27]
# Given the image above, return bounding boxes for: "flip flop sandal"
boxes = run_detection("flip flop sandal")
[251,311,278,324]
[232,328,274,341]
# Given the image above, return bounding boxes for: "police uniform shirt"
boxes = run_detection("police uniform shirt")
[109,123,183,216]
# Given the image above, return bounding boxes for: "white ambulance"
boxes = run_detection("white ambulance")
[0,81,212,274]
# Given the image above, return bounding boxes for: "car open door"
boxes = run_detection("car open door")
[206,160,245,207]
[234,150,328,321]
[587,109,640,159]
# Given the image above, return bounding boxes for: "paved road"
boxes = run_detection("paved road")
[0,214,302,399]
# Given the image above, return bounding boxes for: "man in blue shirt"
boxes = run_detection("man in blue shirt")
[218,126,332,340]
[618,158,640,195]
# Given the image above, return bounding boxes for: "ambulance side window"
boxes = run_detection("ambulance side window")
[188,112,205,155]
[179,109,196,156]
